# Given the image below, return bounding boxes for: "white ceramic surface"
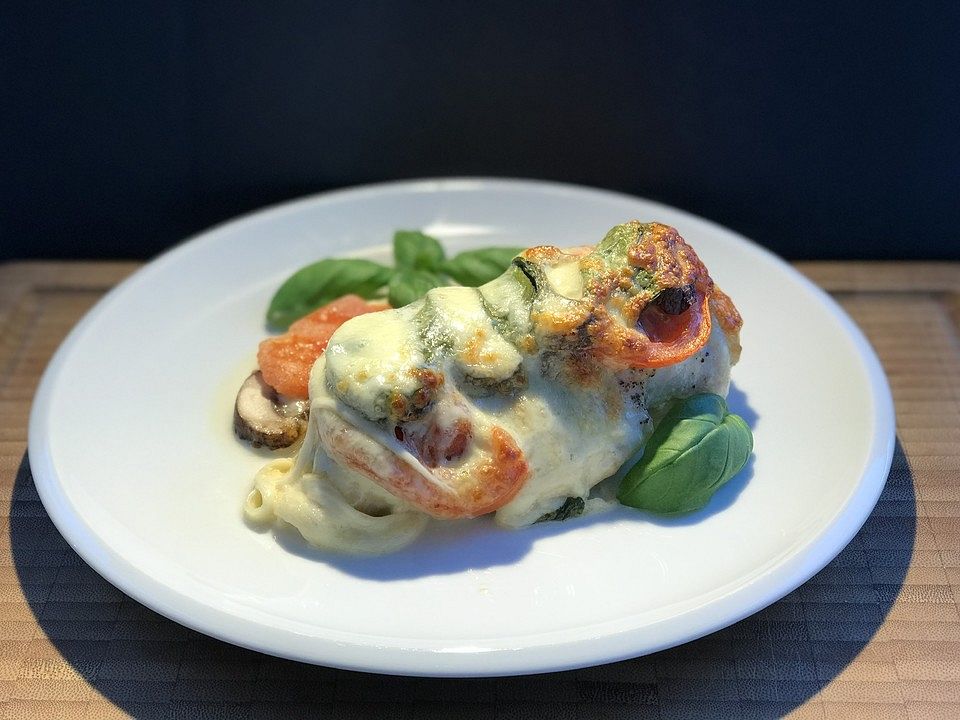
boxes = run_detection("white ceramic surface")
[29,179,895,676]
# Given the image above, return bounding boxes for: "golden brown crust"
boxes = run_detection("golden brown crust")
[710,285,743,334]
[467,426,529,515]
[709,285,743,364]
[387,368,445,421]
[523,222,736,375]
[523,245,571,263]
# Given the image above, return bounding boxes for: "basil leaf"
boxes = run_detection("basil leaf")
[618,394,753,515]
[443,247,524,286]
[394,230,445,272]
[595,222,641,263]
[591,222,654,289]
[266,259,393,329]
[388,269,444,308]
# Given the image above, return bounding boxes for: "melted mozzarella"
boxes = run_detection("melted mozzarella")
[542,260,584,299]
[492,322,731,526]
[323,306,423,421]
[244,419,428,555]
[246,253,734,552]
[423,287,522,381]
[245,465,428,555]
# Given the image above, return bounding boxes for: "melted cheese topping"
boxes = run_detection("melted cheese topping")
[423,287,522,380]
[246,314,731,552]
[245,229,738,554]
[323,306,424,420]
[494,323,730,526]
[542,260,584,299]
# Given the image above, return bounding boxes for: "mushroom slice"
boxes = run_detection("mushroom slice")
[234,371,309,449]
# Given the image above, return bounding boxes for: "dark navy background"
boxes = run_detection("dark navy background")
[3,2,958,261]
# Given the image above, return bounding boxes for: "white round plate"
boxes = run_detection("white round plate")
[29,179,894,677]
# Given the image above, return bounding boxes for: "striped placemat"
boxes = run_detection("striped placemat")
[1,260,957,719]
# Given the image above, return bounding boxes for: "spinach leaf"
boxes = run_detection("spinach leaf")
[443,247,524,286]
[618,394,753,515]
[266,258,393,329]
[388,269,444,308]
[393,230,445,272]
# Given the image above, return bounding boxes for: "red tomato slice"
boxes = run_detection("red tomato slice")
[258,296,388,399]
[599,294,712,369]
[257,333,333,399]
[293,295,389,328]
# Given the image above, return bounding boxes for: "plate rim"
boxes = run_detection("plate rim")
[27,177,896,676]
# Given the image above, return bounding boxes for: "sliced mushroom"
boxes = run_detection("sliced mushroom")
[234,371,309,449]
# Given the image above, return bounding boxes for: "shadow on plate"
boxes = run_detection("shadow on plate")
[10,428,914,718]
[725,382,758,428]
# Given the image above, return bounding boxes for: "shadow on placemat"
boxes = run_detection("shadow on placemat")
[10,444,914,719]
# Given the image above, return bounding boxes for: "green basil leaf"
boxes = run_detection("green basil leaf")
[388,269,444,308]
[617,393,753,515]
[591,222,654,289]
[595,222,641,263]
[442,247,524,286]
[393,230,445,272]
[266,259,393,329]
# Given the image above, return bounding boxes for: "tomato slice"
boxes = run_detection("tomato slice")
[258,295,388,399]
[257,332,334,399]
[294,295,389,328]
[600,293,712,369]
[636,294,711,367]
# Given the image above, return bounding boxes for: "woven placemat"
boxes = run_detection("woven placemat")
[1,260,958,720]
